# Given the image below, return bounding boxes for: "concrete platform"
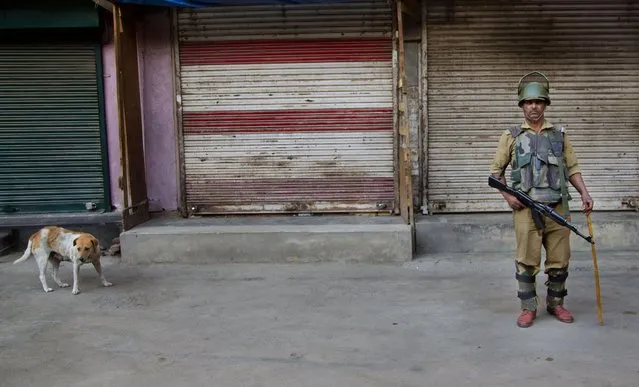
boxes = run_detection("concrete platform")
[120,210,638,264]
[0,210,121,228]
[120,215,413,264]
[0,211,123,254]
[416,211,639,254]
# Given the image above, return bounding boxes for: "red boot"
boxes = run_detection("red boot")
[517,309,537,328]
[547,305,574,323]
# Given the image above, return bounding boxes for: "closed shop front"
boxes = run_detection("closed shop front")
[424,0,639,213]
[0,1,110,214]
[175,0,396,215]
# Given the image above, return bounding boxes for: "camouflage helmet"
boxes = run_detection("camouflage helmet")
[517,71,551,107]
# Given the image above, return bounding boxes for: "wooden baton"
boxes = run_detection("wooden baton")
[586,213,603,326]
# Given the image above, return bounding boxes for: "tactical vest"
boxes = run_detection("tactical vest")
[509,125,571,204]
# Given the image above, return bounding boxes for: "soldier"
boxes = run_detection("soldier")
[489,72,594,328]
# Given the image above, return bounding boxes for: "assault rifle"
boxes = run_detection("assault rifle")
[488,175,594,244]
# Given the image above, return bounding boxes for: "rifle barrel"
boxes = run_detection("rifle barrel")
[488,176,594,245]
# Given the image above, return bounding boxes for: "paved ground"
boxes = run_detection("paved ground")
[1,250,638,387]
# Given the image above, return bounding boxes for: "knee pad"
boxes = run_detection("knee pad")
[547,269,568,283]
[546,268,568,300]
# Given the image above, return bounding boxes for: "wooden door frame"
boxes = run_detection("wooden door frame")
[111,2,150,230]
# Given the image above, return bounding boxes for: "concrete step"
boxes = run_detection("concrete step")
[416,211,639,254]
[406,251,639,273]
[0,211,122,255]
[0,211,121,228]
[120,215,413,264]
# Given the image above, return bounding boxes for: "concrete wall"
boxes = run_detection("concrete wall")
[100,9,179,214]
[138,9,179,213]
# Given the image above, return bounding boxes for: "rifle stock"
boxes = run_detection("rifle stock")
[488,176,594,244]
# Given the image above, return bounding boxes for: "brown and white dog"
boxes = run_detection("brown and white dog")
[13,226,112,295]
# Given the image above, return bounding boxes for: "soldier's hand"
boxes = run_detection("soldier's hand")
[581,193,594,214]
[506,195,525,211]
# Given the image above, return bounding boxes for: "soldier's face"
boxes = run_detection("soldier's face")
[522,99,546,122]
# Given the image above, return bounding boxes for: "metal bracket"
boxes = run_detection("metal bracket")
[92,0,114,12]
[622,197,639,211]
[430,201,447,211]
[123,199,149,212]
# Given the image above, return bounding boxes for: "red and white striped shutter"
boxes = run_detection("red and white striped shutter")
[176,1,395,215]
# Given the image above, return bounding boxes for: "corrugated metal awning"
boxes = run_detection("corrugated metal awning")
[109,0,361,7]
[0,0,99,29]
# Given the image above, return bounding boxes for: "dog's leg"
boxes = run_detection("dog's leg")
[34,252,54,293]
[71,260,81,295]
[92,260,112,287]
[49,256,69,288]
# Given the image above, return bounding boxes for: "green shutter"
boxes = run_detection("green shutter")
[0,40,110,214]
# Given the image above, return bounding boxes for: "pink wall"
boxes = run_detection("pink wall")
[101,9,178,213]
[139,9,179,212]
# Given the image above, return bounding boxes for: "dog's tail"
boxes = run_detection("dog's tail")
[13,239,33,264]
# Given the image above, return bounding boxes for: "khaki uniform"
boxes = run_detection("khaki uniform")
[513,202,570,274]
[490,120,582,311]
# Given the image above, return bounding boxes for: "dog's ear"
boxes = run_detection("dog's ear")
[73,238,77,246]
[91,238,102,259]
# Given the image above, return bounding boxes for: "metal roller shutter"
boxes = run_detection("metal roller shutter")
[0,40,109,214]
[425,0,639,213]
[176,0,395,215]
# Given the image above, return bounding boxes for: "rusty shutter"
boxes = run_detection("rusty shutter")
[175,1,395,215]
[425,0,639,213]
